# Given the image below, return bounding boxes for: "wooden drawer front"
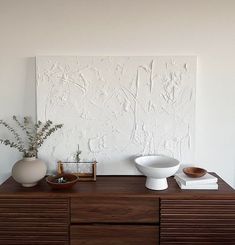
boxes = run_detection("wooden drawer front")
[0,198,69,245]
[160,199,235,245]
[71,196,159,223]
[71,224,159,245]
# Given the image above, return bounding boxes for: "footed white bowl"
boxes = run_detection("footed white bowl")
[135,155,180,190]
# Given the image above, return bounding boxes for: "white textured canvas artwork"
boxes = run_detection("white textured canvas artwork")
[36,56,196,174]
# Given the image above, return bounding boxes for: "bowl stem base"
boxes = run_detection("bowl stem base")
[145,177,168,190]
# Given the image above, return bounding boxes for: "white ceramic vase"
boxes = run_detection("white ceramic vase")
[12,157,47,187]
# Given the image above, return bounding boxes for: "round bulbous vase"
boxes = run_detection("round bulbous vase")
[12,157,47,187]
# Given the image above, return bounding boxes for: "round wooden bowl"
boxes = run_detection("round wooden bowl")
[183,167,207,178]
[46,173,79,189]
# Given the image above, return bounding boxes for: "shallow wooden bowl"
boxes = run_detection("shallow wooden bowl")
[183,167,207,178]
[46,173,79,189]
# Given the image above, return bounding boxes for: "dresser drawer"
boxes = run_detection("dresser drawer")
[160,199,235,245]
[71,196,159,223]
[71,224,159,245]
[0,198,69,245]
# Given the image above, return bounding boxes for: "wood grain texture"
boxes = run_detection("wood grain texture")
[71,196,159,223]
[0,175,234,245]
[71,224,159,245]
[0,174,234,199]
[160,199,235,245]
[0,198,69,245]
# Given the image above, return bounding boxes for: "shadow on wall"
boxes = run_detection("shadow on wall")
[23,57,36,120]
[0,148,21,184]
[0,57,36,184]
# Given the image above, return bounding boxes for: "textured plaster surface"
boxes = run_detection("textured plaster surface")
[36,56,196,174]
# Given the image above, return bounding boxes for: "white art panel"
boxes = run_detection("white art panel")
[36,56,196,174]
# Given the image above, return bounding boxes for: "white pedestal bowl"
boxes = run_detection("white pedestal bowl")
[135,155,180,190]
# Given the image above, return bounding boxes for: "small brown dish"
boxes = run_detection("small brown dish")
[183,167,207,178]
[46,173,79,189]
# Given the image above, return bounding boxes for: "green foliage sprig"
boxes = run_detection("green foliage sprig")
[0,116,63,158]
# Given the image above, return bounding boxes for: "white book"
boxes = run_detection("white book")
[175,179,218,190]
[174,172,218,186]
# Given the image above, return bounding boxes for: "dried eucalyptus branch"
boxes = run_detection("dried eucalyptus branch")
[29,120,53,154]
[0,139,26,154]
[74,144,82,162]
[37,124,63,147]
[0,116,63,158]
[0,119,24,149]
[13,116,34,144]
[13,115,28,131]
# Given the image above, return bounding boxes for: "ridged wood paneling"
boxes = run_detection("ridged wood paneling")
[71,224,159,245]
[0,198,69,245]
[160,199,235,245]
[71,196,159,223]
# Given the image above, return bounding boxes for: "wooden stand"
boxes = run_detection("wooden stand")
[57,161,96,181]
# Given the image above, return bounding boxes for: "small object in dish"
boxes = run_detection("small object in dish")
[46,173,79,189]
[183,167,207,178]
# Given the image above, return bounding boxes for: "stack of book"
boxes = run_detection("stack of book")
[174,172,218,190]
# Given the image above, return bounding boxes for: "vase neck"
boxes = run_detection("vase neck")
[23,157,36,161]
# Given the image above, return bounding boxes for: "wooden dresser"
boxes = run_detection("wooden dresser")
[0,174,234,245]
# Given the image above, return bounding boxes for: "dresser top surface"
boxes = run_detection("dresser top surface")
[0,174,234,198]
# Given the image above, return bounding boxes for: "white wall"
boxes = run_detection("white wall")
[0,0,234,187]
